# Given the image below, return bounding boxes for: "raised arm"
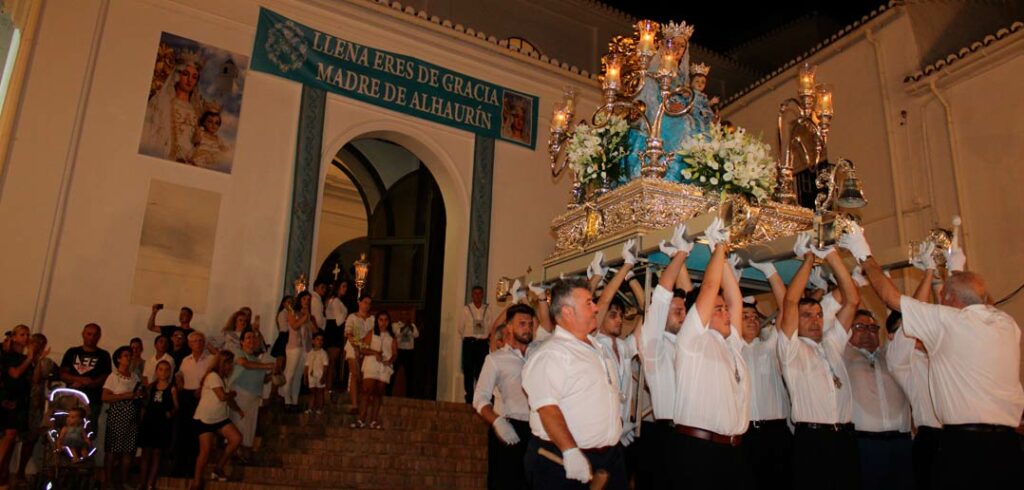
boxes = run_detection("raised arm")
[750,261,786,307]
[781,253,815,338]
[529,283,554,333]
[837,223,902,311]
[914,269,934,302]
[147,304,162,333]
[628,277,646,312]
[823,250,859,331]
[596,263,634,329]
[694,245,726,325]
[721,257,743,330]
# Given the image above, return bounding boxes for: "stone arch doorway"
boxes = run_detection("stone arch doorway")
[315,138,447,399]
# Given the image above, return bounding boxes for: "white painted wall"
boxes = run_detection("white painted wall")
[0,0,597,402]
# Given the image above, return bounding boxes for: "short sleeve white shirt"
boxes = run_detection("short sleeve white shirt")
[194,372,230,423]
[178,352,212,391]
[141,353,176,384]
[522,326,622,448]
[103,371,139,395]
[886,327,941,428]
[473,345,529,421]
[778,323,854,424]
[458,303,495,339]
[741,327,791,422]
[843,345,911,432]
[326,297,348,325]
[638,286,677,420]
[595,332,639,430]
[901,296,1024,427]
[673,305,750,435]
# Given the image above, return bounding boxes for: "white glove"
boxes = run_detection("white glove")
[620,421,636,446]
[946,246,966,272]
[793,232,813,258]
[621,239,638,266]
[659,240,679,257]
[704,217,730,251]
[625,269,636,281]
[587,251,606,279]
[911,242,937,271]
[528,282,546,298]
[492,417,520,445]
[810,243,835,260]
[562,448,592,483]
[837,223,872,262]
[727,254,743,280]
[748,260,777,279]
[670,224,694,255]
[851,266,869,287]
[510,280,525,303]
[809,266,828,291]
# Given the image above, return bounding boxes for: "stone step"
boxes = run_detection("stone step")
[274,451,485,473]
[258,438,487,461]
[261,417,486,437]
[238,466,485,490]
[156,477,321,489]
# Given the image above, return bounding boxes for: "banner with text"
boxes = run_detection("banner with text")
[252,8,538,148]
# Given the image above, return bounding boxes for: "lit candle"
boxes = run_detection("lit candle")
[815,84,834,117]
[637,20,657,56]
[603,55,622,91]
[798,63,816,95]
[551,103,568,131]
[659,51,678,76]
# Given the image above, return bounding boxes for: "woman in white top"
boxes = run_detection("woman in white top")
[344,295,374,411]
[192,350,243,488]
[102,345,143,489]
[280,291,314,409]
[324,281,350,393]
[270,296,293,374]
[351,310,397,430]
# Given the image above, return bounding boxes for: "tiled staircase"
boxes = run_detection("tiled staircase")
[157,396,488,489]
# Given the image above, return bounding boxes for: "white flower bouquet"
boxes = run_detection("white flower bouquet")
[566,115,630,188]
[676,123,777,202]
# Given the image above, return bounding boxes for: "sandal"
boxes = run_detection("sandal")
[349,419,365,429]
[369,421,383,430]
[210,470,228,482]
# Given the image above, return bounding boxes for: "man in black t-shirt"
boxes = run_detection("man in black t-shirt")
[169,329,190,375]
[59,323,111,420]
[146,303,195,339]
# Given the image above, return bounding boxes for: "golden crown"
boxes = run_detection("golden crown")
[690,62,710,77]
[662,21,694,41]
[177,48,204,70]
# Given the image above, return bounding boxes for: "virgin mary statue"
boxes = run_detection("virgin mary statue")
[139,50,206,163]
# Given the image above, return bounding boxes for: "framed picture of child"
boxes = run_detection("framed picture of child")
[138,32,249,174]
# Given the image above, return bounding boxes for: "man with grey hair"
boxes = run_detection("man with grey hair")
[839,224,1024,489]
[522,277,625,489]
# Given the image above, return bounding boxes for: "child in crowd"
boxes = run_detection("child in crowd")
[139,360,178,490]
[304,332,329,414]
[56,407,90,462]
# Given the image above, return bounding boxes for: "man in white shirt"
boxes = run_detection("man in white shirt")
[460,286,496,403]
[141,334,176,385]
[172,331,212,477]
[636,224,694,490]
[841,225,1024,488]
[740,261,793,489]
[843,309,913,490]
[670,219,753,489]
[522,277,625,489]
[778,235,862,490]
[474,303,536,490]
[310,280,327,332]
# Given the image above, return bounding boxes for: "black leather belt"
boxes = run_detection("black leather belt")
[675,424,743,447]
[856,430,910,440]
[750,419,787,429]
[944,423,1015,433]
[581,445,614,454]
[795,422,854,432]
[655,419,674,427]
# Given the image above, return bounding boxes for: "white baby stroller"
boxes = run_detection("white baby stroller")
[36,386,97,490]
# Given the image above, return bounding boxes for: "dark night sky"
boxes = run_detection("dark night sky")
[598,0,890,53]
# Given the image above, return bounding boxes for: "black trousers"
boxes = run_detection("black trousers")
[462,338,489,403]
[856,431,914,490]
[933,425,1023,489]
[635,420,673,490]
[524,437,627,490]
[172,389,200,477]
[668,429,753,490]
[743,420,793,489]
[488,419,530,490]
[792,425,861,490]
[912,426,940,490]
